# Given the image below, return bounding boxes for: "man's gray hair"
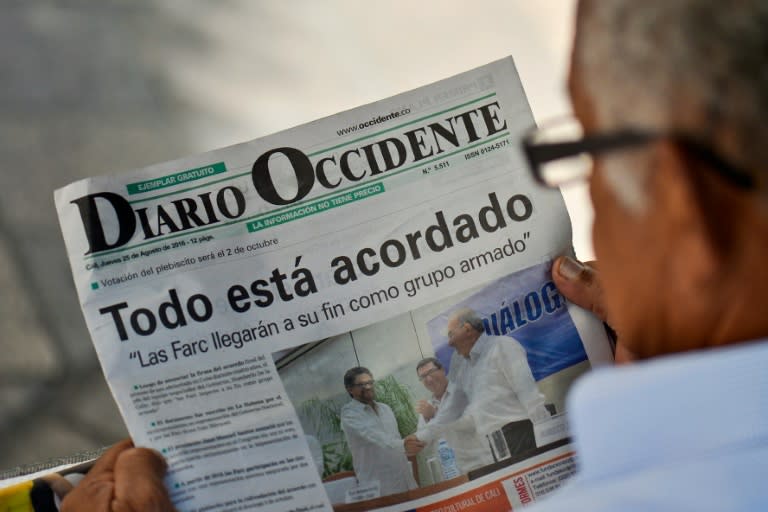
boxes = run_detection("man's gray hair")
[574,0,768,209]
[450,307,484,333]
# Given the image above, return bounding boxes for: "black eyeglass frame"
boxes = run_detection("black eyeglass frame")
[522,126,755,190]
[350,380,375,388]
[417,366,442,381]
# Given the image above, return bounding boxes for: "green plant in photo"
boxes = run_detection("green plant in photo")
[297,397,353,478]
[374,375,419,438]
[321,439,354,477]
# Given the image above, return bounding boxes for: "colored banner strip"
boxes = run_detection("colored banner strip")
[246,182,385,232]
[126,162,227,195]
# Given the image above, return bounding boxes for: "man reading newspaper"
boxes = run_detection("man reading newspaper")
[60,0,768,510]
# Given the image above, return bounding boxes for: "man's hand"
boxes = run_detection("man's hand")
[404,434,426,456]
[552,256,607,321]
[415,400,437,421]
[552,256,634,363]
[61,439,176,512]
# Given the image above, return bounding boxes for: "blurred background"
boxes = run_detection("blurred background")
[0,0,589,472]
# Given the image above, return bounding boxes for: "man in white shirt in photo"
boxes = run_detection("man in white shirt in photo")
[339,366,418,496]
[414,358,447,427]
[410,308,551,462]
[414,357,492,475]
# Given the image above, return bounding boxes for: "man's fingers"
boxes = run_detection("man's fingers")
[113,447,176,512]
[61,440,135,512]
[614,343,636,364]
[89,439,135,476]
[40,474,75,500]
[405,442,425,456]
[553,256,635,364]
[113,447,167,482]
[552,256,608,322]
[61,441,175,512]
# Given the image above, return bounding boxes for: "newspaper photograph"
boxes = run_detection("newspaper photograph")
[277,261,598,511]
[54,57,613,511]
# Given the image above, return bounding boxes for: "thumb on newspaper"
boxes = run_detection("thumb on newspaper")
[552,256,635,364]
[552,256,606,321]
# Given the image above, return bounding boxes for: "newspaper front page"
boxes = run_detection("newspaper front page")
[55,57,613,512]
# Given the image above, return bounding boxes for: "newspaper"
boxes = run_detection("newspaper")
[54,57,613,512]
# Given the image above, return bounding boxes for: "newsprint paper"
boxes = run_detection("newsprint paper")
[55,57,613,512]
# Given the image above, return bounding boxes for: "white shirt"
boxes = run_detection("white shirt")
[416,395,442,431]
[529,340,768,512]
[418,334,548,441]
[470,334,550,435]
[417,383,492,472]
[340,399,417,496]
[416,338,491,444]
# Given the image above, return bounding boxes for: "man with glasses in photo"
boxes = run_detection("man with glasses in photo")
[339,367,418,496]
[59,1,768,510]
[414,358,449,429]
[414,357,491,476]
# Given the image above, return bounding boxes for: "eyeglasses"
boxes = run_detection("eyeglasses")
[351,380,375,388]
[521,117,754,189]
[418,366,442,381]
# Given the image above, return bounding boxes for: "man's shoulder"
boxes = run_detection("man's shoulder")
[480,332,522,344]
[479,333,525,355]
[341,399,365,417]
[342,400,389,412]
[524,438,768,512]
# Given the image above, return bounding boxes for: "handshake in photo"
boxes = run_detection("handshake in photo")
[404,434,426,456]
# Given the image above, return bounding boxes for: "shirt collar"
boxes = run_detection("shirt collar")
[348,398,377,412]
[468,333,489,360]
[568,340,768,482]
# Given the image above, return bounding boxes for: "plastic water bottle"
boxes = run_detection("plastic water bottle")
[437,439,460,479]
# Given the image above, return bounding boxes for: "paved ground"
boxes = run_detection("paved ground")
[0,1,583,473]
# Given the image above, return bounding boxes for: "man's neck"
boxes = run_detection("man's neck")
[464,332,482,358]
[357,398,377,412]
